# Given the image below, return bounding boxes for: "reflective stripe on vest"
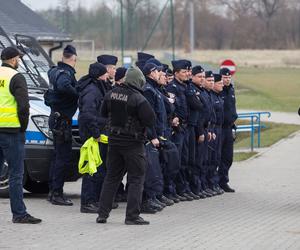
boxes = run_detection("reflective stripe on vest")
[0,66,20,128]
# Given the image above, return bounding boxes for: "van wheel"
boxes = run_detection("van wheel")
[23,179,49,194]
[0,161,9,198]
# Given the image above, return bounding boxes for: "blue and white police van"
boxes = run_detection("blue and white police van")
[0,28,81,197]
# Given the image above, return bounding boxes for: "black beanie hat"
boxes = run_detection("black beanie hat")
[115,67,127,81]
[88,62,107,79]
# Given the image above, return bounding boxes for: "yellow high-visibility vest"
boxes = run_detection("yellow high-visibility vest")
[78,137,103,176]
[0,66,20,128]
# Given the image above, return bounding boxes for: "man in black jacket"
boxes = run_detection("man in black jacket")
[96,67,155,225]
[219,68,238,192]
[0,47,41,224]
[48,45,78,206]
[77,62,108,213]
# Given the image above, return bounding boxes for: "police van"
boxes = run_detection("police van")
[0,28,81,197]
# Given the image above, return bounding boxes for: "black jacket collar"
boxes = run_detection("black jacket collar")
[57,61,76,74]
[146,76,159,89]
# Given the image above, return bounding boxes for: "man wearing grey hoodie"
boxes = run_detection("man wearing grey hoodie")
[96,67,156,225]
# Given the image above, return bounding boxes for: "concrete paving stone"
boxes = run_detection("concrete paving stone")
[0,132,300,250]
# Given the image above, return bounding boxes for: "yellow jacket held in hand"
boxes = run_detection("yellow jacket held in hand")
[78,137,102,176]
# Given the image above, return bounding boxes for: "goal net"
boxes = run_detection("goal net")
[71,40,95,60]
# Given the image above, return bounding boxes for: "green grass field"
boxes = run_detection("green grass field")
[234,67,300,112]
[74,60,300,113]
[234,121,300,149]
[233,121,300,161]
[234,152,258,162]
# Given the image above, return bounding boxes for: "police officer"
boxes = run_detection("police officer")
[198,71,217,197]
[48,45,78,206]
[209,74,225,195]
[166,60,194,201]
[142,62,165,213]
[142,62,176,212]
[155,65,181,203]
[77,62,108,213]
[97,54,118,89]
[186,66,207,199]
[0,47,41,223]
[218,68,238,192]
[96,67,155,225]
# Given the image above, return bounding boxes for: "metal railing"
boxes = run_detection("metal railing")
[236,111,271,151]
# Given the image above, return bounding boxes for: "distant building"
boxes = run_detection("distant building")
[0,0,72,57]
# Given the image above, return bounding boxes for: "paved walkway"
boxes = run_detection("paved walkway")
[0,132,300,249]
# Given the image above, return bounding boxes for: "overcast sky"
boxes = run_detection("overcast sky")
[22,0,106,10]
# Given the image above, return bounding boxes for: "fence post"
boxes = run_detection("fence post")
[251,116,254,152]
[257,113,261,148]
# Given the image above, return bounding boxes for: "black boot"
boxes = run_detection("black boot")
[181,193,194,201]
[148,198,164,211]
[96,216,107,224]
[158,195,174,206]
[81,203,99,213]
[205,188,218,196]
[220,183,235,193]
[13,214,42,224]
[140,201,158,214]
[153,197,166,208]
[51,192,73,206]
[187,192,200,200]
[197,191,207,199]
[202,189,213,197]
[174,193,188,201]
[165,194,180,203]
[125,216,150,225]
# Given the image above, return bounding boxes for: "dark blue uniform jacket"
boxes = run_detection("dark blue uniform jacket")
[198,87,215,133]
[165,78,188,123]
[211,91,224,126]
[143,77,168,139]
[221,84,238,127]
[48,62,78,119]
[77,75,107,140]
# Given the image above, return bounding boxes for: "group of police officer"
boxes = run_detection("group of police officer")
[44,45,238,225]
[0,43,237,224]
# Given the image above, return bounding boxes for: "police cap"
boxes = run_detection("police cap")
[183,60,192,70]
[219,67,231,76]
[137,52,154,62]
[205,71,214,78]
[192,65,205,76]
[142,62,158,76]
[214,73,222,82]
[63,45,77,56]
[172,60,188,71]
[97,54,118,66]
[146,58,163,71]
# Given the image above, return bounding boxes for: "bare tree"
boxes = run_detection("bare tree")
[218,0,256,18]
